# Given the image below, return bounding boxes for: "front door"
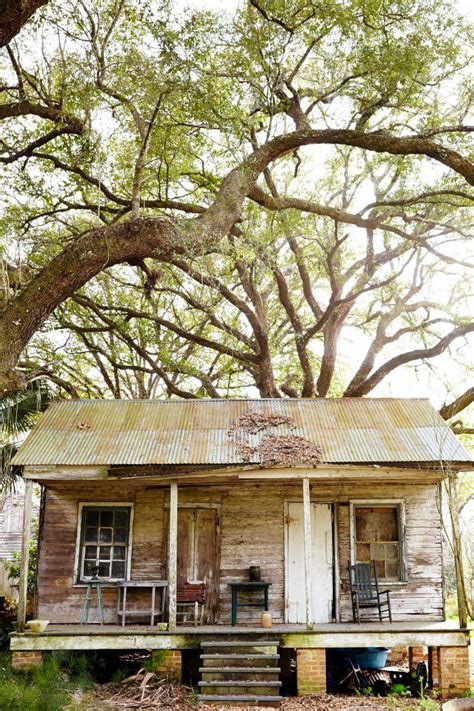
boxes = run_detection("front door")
[285,502,334,623]
[177,507,220,622]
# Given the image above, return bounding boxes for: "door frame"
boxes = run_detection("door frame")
[163,501,222,622]
[284,500,337,623]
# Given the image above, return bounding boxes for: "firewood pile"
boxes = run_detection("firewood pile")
[228,411,323,466]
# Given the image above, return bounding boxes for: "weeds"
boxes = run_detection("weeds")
[0,650,94,711]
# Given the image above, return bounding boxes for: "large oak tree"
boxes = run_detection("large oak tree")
[0,0,473,427]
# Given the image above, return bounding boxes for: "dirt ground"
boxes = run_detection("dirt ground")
[76,683,442,710]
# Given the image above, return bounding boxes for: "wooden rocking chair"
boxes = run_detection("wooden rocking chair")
[176,581,206,626]
[348,561,392,623]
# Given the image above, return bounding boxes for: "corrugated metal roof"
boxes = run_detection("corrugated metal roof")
[12,398,471,467]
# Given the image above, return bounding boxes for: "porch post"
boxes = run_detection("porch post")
[17,479,33,633]
[302,477,313,630]
[168,481,178,631]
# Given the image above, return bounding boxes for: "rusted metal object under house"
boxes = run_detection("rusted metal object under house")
[10,398,473,701]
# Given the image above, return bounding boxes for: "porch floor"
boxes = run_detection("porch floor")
[11,620,471,652]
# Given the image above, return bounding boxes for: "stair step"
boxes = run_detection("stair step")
[201,653,279,669]
[201,672,280,682]
[199,667,281,673]
[199,681,282,687]
[201,645,278,654]
[201,640,276,647]
[198,695,282,703]
[201,654,280,660]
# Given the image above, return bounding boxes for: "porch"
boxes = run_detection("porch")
[10,620,471,700]
[10,619,470,652]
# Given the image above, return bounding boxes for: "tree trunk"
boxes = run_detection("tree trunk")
[0,0,48,46]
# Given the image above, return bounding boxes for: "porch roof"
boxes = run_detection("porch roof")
[12,398,471,467]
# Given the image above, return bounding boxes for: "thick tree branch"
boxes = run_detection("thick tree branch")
[345,323,474,397]
[1,124,473,394]
[439,387,474,420]
[0,0,48,46]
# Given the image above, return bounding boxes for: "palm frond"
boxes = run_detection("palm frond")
[0,380,51,437]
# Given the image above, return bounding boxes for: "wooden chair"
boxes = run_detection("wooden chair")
[348,561,392,623]
[176,581,206,626]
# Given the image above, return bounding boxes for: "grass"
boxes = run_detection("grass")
[0,650,94,711]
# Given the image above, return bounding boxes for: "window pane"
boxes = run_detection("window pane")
[111,561,125,578]
[83,560,95,576]
[386,560,399,579]
[114,527,127,543]
[100,510,114,526]
[98,562,110,577]
[356,543,370,562]
[84,527,98,542]
[375,559,386,578]
[99,527,112,543]
[355,505,400,580]
[386,543,399,561]
[371,542,386,561]
[80,506,130,582]
[114,510,129,528]
[113,546,126,560]
[85,510,100,526]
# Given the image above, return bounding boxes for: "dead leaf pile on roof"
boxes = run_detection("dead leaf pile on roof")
[228,410,323,466]
[93,668,192,709]
[256,434,322,466]
[228,411,295,435]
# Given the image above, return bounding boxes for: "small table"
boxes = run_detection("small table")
[229,582,272,626]
[117,580,168,626]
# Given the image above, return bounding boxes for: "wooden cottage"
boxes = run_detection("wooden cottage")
[10,398,472,700]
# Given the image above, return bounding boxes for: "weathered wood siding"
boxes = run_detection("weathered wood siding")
[0,493,39,595]
[36,478,443,624]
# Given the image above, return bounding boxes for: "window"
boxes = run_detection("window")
[353,504,403,581]
[77,505,131,582]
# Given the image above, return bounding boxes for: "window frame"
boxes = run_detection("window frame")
[74,502,134,584]
[349,499,407,582]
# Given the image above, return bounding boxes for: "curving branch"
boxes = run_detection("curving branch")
[439,386,474,421]
[1,124,473,395]
[345,323,474,397]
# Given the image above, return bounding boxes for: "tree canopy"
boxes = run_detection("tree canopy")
[0,0,473,428]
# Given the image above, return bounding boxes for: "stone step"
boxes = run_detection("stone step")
[201,653,280,668]
[200,667,281,682]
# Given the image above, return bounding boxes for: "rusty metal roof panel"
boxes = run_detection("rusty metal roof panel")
[12,398,472,466]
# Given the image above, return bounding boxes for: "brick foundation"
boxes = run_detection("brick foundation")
[151,650,182,683]
[428,646,440,689]
[387,646,407,665]
[408,646,425,668]
[297,648,326,696]
[438,646,471,698]
[11,651,43,670]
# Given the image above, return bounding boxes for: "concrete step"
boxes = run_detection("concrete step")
[201,653,280,668]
